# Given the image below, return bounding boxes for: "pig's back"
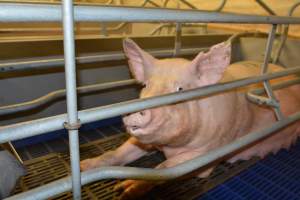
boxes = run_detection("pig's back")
[222,61,289,83]
[222,61,299,95]
[224,61,300,162]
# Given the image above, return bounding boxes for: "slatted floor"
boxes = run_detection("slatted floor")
[198,139,300,200]
[13,122,300,200]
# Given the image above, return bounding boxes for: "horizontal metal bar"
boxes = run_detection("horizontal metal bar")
[251,78,300,95]
[1,66,300,144]
[6,110,300,200]
[1,4,300,24]
[0,79,136,116]
[0,47,205,73]
[246,77,300,106]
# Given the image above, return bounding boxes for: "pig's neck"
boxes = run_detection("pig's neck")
[162,91,254,158]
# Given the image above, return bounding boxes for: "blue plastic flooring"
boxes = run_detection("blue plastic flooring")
[198,139,300,200]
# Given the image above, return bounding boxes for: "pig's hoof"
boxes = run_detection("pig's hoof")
[114,180,154,200]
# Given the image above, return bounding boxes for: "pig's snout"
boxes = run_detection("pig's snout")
[123,110,152,133]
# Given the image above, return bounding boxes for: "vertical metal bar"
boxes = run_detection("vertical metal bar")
[100,23,108,36]
[261,25,277,74]
[62,0,81,199]
[173,22,182,57]
[261,24,284,120]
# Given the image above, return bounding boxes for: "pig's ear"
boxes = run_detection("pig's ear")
[190,42,231,86]
[123,38,156,83]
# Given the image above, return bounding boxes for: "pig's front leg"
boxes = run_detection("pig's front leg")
[117,150,213,199]
[80,137,153,171]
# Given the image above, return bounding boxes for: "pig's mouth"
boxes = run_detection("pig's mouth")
[125,117,166,136]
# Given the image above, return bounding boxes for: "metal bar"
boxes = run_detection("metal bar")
[1,4,300,24]
[247,77,300,106]
[251,78,300,95]
[177,0,197,9]
[6,110,300,200]
[255,0,276,15]
[99,0,161,36]
[1,66,300,144]
[246,91,279,107]
[0,47,207,73]
[173,23,182,56]
[262,25,277,73]
[8,142,23,164]
[215,0,227,12]
[260,24,284,120]
[62,0,81,197]
[0,80,136,116]
[273,2,300,64]
[0,32,275,74]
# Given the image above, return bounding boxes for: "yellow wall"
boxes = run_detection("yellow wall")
[0,0,299,38]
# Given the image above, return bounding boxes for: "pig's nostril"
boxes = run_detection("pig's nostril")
[139,111,145,116]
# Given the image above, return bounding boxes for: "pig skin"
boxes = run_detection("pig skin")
[80,39,300,199]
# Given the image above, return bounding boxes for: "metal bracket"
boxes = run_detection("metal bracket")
[246,24,284,121]
[63,119,81,130]
[246,91,280,108]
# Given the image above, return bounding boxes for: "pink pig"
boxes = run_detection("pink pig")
[80,39,300,199]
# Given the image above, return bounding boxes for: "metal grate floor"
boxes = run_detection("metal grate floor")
[13,121,300,200]
[13,133,260,200]
[15,122,125,161]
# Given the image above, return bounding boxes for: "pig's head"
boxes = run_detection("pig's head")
[122,39,231,146]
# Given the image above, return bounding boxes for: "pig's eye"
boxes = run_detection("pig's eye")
[176,87,183,92]
[142,83,147,88]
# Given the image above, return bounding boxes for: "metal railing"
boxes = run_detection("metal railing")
[0,3,300,200]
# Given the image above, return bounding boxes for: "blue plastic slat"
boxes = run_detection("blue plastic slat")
[198,139,300,200]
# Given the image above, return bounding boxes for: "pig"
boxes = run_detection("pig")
[80,39,300,199]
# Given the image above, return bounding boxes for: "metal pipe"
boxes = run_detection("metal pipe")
[177,0,197,9]
[215,0,227,12]
[255,0,276,15]
[273,1,300,64]
[260,25,284,120]
[62,0,81,197]
[100,0,162,36]
[0,80,136,116]
[6,110,300,200]
[4,72,297,117]
[247,77,300,106]
[173,23,182,56]
[1,4,300,24]
[1,66,300,144]
[0,31,268,116]
[261,25,277,74]
[251,78,300,95]
[0,47,207,73]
